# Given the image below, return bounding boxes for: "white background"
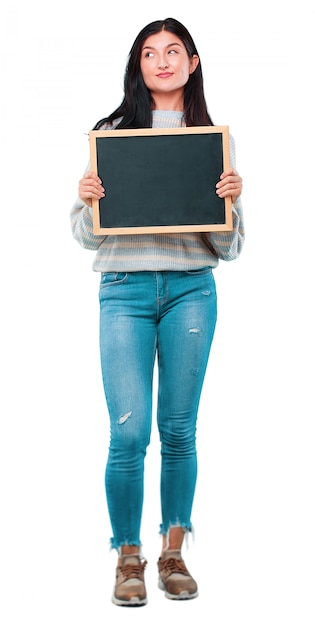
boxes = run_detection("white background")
[1,1,314,624]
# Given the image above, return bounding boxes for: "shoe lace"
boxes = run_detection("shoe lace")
[159,557,189,575]
[120,560,147,581]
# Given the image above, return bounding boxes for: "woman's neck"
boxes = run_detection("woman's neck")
[151,91,184,112]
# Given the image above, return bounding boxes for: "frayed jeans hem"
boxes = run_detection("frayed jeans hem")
[159,523,195,548]
[109,539,143,553]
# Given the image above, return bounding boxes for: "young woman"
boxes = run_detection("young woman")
[71,17,244,606]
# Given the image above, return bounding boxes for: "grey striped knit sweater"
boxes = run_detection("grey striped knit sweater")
[70,110,245,272]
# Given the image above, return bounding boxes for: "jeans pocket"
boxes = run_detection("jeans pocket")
[100,272,128,288]
[185,266,212,276]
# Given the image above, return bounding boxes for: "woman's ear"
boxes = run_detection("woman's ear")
[189,55,200,74]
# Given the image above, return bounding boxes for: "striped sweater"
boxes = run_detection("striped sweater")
[70,110,245,272]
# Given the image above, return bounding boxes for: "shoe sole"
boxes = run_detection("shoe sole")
[158,579,198,600]
[112,594,147,607]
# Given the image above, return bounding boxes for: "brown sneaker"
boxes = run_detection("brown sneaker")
[112,554,147,606]
[158,549,198,600]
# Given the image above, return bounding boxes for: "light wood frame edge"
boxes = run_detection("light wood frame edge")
[90,126,232,235]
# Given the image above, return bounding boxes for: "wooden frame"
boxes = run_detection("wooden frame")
[89,126,232,235]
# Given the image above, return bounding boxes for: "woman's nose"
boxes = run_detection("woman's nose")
[158,58,169,69]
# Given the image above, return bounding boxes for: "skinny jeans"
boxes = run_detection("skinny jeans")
[99,269,217,550]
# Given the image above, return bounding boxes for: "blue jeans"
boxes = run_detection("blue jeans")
[99,269,217,550]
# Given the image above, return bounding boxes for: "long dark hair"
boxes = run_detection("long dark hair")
[93,17,214,130]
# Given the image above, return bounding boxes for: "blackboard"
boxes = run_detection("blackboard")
[89,126,232,235]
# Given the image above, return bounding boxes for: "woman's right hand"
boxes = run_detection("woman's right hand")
[79,171,105,208]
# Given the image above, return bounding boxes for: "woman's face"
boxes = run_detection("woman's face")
[140,30,199,100]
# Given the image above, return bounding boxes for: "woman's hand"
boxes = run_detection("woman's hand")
[79,171,105,208]
[216,168,242,204]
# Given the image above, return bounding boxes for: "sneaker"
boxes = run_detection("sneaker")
[112,554,147,606]
[157,549,198,600]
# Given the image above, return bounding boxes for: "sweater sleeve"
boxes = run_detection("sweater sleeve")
[206,134,245,261]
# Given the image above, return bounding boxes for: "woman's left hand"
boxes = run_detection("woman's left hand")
[216,168,242,204]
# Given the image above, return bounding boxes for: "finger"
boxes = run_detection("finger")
[216,171,242,190]
[216,177,242,199]
[219,167,237,180]
[80,185,105,199]
[79,175,105,196]
[83,170,103,184]
[217,170,240,185]
[79,177,104,191]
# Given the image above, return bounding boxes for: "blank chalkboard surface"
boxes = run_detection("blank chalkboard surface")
[89,126,232,235]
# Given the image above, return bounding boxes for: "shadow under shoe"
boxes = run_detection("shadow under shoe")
[158,549,198,600]
[112,554,147,606]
